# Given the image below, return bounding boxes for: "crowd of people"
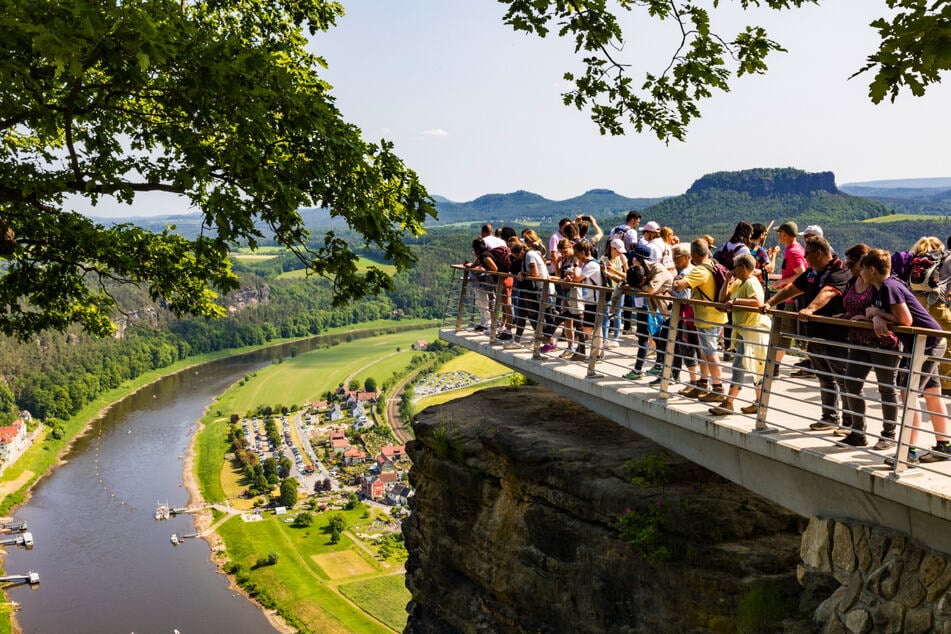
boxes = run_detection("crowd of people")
[462,213,951,467]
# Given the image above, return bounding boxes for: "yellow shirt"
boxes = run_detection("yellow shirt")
[685,263,727,326]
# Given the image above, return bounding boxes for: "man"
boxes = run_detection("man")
[548,217,574,274]
[768,221,808,372]
[671,239,728,401]
[610,210,641,333]
[567,240,603,362]
[765,236,851,432]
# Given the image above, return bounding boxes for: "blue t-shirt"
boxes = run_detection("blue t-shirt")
[872,276,941,350]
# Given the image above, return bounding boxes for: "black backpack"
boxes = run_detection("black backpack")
[908,249,948,293]
[713,243,744,270]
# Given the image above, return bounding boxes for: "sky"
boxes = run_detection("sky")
[82,0,950,217]
[310,0,951,202]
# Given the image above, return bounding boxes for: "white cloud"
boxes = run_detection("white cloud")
[421,128,448,138]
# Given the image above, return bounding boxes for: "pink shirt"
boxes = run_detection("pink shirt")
[781,242,806,282]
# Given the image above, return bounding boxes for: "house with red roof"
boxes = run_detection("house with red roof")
[361,475,385,501]
[380,445,407,462]
[0,419,27,463]
[343,446,367,465]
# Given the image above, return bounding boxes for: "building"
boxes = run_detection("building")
[361,475,385,501]
[0,419,27,463]
[380,444,407,462]
[343,446,367,465]
[387,484,412,506]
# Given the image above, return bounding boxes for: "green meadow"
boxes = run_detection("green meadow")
[277,256,398,280]
[863,213,951,223]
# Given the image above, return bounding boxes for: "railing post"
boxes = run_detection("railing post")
[488,273,505,344]
[755,309,783,432]
[890,333,928,476]
[533,283,548,360]
[455,266,470,332]
[587,286,607,377]
[658,298,682,399]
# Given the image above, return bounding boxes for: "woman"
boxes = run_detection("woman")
[860,249,951,464]
[838,244,900,449]
[709,254,771,416]
[908,236,951,394]
[507,238,551,350]
[601,238,628,349]
[659,226,677,274]
[622,253,672,380]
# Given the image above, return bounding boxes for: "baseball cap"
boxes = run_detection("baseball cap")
[777,221,798,236]
[800,224,824,238]
[642,221,661,233]
[610,238,626,253]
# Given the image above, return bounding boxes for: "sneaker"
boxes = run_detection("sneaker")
[496,331,513,341]
[605,340,620,349]
[680,385,705,398]
[559,349,575,359]
[569,352,587,362]
[794,359,812,369]
[885,451,919,467]
[833,428,850,437]
[473,325,486,332]
[709,403,734,416]
[791,368,814,378]
[699,389,727,403]
[809,420,838,432]
[840,433,868,447]
[623,370,643,380]
[649,377,663,386]
[872,438,896,451]
[539,344,557,354]
[740,404,759,415]
[920,444,951,463]
[646,366,663,377]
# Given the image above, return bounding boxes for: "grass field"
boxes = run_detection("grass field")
[864,213,951,223]
[277,256,398,280]
[339,574,412,631]
[437,351,510,379]
[213,328,439,415]
[217,511,400,633]
[415,375,512,412]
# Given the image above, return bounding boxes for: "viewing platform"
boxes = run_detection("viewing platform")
[441,265,951,553]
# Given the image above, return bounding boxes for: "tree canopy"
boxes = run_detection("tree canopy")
[501,0,951,140]
[0,0,434,338]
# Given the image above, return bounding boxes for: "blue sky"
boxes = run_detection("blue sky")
[312,0,950,202]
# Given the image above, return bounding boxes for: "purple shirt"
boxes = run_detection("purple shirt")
[873,276,942,349]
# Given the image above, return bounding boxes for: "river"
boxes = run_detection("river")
[1,338,337,633]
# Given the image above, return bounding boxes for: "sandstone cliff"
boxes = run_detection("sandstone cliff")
[404,386,808,633]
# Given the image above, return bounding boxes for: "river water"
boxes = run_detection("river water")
[1,338,338,634]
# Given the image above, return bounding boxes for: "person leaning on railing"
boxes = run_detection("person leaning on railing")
[671,238,728,401]
[837,244,901,451]
[858,248,951,466]
[908,236,951,396]
[764,236,851,433]
[708,253,771,416]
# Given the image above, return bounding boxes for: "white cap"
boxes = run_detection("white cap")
[642,221,661,233]
[610,238,626,252]
[800,225,824,238]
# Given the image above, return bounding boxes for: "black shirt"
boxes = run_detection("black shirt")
[793,257,850,339]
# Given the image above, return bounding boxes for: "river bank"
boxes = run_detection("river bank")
[0,318,434,633]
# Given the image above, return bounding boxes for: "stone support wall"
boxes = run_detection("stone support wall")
[800,517,951,633]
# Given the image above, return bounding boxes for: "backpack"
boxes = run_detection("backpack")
[598,258,614,289]
[697,260,729,302]
[713,242,744,270]
[486,245,512,273]
[891,251,914,284]
[908,250,949,293]
[611,224,629,242]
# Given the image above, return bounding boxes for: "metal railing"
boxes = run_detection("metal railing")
[446,264,951,478]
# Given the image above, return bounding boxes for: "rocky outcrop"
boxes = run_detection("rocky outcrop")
[688,168,838,197]
[404,386,807,633]
[800,517,951,633]
[222,285,269,315]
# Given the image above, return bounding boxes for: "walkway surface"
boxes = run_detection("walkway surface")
[442,327,951,553]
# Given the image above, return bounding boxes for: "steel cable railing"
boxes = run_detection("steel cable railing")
[444,264,951,477]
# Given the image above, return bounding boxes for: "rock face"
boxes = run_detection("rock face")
[404,386,806,633]
[800,517,951,633]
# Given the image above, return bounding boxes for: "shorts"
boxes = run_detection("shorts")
[696,325,722,357]
[899,338,948,391]
[582,303,599,330]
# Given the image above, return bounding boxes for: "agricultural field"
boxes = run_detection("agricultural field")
[214,326,439,415]
[278,256,398,280]
[217,507,407,633]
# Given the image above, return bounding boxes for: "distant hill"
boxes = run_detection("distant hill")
[639,167,902,247]
[430,189,666,225]
[839,177,951,201]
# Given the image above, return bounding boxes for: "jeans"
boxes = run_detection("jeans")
[808,341,850,424]
[843,346,900,437]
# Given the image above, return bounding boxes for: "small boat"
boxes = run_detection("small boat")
[170,534,182,545]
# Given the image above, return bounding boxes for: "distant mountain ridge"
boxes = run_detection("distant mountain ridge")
[430,189,666,225]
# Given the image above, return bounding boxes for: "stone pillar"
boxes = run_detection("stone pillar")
[799,516,951,633]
